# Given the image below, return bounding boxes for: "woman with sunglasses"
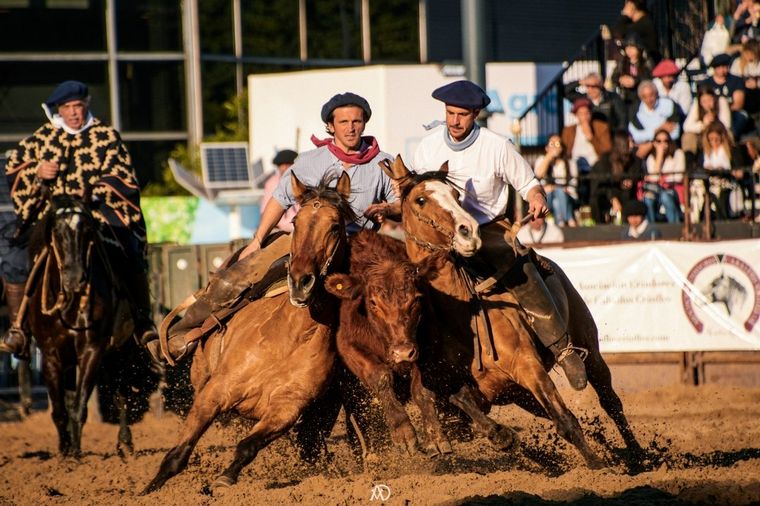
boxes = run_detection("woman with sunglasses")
[642,128,684,223]
[534,135,578,226]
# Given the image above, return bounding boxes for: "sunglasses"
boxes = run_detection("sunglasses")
[548,141,561,148]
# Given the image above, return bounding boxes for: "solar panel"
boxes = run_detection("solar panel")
[200,142,253,189]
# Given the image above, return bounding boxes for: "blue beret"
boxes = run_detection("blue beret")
[710,53,732,68]
[321,92,372,123]
[432,80,491,110]
[45,80,89,109]
[272,149,298,166]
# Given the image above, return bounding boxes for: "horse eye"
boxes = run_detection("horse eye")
[329,224,340,235]
[415,196,426,206]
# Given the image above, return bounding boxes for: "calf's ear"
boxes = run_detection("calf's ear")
[325,273,361,300]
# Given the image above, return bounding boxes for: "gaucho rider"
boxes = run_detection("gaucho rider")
[373,80,588,390]
[0,80,158,358]
[147,92,396,362]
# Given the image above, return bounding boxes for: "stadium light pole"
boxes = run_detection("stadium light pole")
[461,0,487,124]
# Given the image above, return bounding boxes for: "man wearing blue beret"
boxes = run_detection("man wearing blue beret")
[412,80,588,389]
[0,80,158,359]
[149,92,397,362]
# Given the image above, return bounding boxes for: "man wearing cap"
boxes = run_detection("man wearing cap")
[410,80,588,390]
[621,199,662,240]
[704,53,748,138]
[0,80,157,358]
[652,59,692,117]
[629,80,681,158]
[149,92,396,362]
[260,149,298,233]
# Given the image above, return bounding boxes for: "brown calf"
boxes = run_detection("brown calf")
[325,231,451,456]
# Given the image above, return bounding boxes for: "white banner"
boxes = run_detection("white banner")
[536,240,760,353]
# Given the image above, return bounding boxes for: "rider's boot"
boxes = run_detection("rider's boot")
[0,282,30,361]
[508,257,588,391]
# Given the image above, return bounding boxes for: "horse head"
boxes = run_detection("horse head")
[47,194,99,296]
[379,156,481,257]
[287,171,353,307]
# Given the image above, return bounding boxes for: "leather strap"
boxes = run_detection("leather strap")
[158,292,198,366]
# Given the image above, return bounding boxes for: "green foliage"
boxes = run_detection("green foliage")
[143,91,249,196]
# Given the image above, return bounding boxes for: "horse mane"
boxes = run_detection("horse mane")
[295,172,358,225]
[399,170,460,201]
[29,194,96,255]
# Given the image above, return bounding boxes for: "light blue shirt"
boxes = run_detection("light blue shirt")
[272,145,396,234]
[628,97,681,144]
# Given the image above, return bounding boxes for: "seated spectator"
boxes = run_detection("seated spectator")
[561,98,612,207]
[564,72,628,133]
[590,131,644,224]
[261,149,298,232]
[698,121,746,220]
[629,80,681,158]
[683,84,732,153]
[642,128,685,223]
[701,14,731,68]
[652,59,692,116]
[534,135,578,227]
[612,34,653,106]
[612,0,660,64]
[733,0,754,40]
[517,215,565,245]
[704,53,750,138]
[621,199,662,240]
[734,0,760,44]
[730,40,760,116]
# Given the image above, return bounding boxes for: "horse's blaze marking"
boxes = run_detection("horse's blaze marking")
[425,181,477,232]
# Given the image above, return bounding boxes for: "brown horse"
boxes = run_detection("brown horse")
[141,172,353,494]
[324,230,450,456]
[27,194,157,457]
[381,156,643,468]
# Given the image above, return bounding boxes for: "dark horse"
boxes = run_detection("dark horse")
[27,193,157,457]
[380,156,644,467]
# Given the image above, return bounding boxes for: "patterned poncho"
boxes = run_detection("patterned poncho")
[5,118,147,254]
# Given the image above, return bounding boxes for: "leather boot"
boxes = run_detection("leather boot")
[0,282,30,361]
[124,270,159,347]
[506,257,588,390]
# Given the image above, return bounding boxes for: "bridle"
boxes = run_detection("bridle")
[402,184,456,253]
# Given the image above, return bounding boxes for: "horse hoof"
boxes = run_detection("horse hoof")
[587,457,606,470]
[488,425,518,452]
[211,475,235,491]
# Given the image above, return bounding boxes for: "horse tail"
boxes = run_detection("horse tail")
[96,338,160,425]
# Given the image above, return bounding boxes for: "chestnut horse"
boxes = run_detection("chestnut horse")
[142,172,353,494]
[27,194,157,457]
[381,156,643,467]
[324,230,450,456]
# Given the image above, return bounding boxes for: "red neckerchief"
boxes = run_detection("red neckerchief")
[310,135,380,165]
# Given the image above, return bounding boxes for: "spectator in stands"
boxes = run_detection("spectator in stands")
[612,0,660,64]
[564,72,628,133]
[683,84,732,153]
[699,121,745,219]
[701,14,731,68]
[517,215,565,245]
[733,0,754,37]
[643,128,685,223]
[260,149,298,233]
[561,98,612,208]
[733,0,760,44]
[612,34,653,107]
[534,135,577,227]
[629,80,681,158]
[730,40,760,118]
[621,199,662,240]
[591,131,643,224]
[704,53,749,138]
[652,59,692,116]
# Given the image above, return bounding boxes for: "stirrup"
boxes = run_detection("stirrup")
[555,344,588,364]
[0,328,30,361]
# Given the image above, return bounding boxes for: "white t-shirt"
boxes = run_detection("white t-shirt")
[571,124,599,167]
[412,126,539,224]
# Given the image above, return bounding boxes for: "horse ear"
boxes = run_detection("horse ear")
[325,274,361,300]
[291,172,307,201]
[439,161,449,174]
[336,171,351,201]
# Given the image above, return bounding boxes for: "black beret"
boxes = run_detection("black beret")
[710,53,732,68]
[272,149,298,166]
[321,92,372,123]
[623,199,648,219]
[45,80,89,109]
[432,80,491,110]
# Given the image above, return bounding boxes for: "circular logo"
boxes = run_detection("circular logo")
[682,254,760,332]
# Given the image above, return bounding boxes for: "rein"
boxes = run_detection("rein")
[403,196,455,253]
